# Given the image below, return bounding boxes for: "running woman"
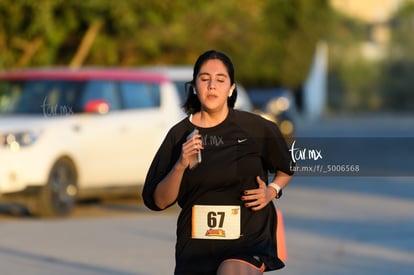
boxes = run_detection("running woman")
[142,50,294,275]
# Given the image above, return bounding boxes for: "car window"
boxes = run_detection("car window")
[119,81,160,109]
[0,81,19,114]
[81,81,121,111]
[0,80,83,115]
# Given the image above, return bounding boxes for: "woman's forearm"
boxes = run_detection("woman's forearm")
[153,162,187,209]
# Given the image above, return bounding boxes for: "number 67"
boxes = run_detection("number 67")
[207,211,225,228]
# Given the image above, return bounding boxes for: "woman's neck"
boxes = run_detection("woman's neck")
[192,107,229,128]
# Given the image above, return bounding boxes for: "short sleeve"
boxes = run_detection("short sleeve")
[142,129,182,211]
[261,119,294,175]
[233,110,293,176]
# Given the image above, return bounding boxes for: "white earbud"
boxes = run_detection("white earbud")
[192,86,197,95]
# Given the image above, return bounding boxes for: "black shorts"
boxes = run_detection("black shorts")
[175,255,266,275]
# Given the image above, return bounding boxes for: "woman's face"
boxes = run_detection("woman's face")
[195,59,236,113]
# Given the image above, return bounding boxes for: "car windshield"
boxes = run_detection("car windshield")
[0,80,85,115]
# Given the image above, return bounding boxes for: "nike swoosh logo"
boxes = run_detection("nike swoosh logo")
[238,139,247,143]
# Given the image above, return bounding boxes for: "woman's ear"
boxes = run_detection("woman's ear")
[229,83,236,97]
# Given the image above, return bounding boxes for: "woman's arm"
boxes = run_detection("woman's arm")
[267,170,292,199]
[153,133,203,209]
[153,162,186,209]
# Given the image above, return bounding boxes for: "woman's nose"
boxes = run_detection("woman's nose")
[208,80,216,90]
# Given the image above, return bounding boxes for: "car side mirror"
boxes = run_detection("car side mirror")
[83,99,110,114]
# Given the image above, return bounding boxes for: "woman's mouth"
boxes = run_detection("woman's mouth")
[207,94,218,99]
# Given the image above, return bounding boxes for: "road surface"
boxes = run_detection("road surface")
[1,114,413,275]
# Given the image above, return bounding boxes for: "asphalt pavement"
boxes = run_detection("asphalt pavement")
[1,114,413,275]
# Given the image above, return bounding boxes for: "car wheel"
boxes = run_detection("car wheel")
[34,158,78,217]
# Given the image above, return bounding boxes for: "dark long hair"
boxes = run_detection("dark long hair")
[182,50,237,115]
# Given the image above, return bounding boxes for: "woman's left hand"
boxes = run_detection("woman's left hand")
[241,176,275,211]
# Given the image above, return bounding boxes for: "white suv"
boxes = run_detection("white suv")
[0,68,184,216]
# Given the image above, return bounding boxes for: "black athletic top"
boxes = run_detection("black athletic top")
[143,109,294,274]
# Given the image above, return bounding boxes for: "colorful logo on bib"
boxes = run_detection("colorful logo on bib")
[231,208,239,215]
[205,228,226,237]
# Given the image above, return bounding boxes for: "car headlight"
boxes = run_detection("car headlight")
[0,131,41,150]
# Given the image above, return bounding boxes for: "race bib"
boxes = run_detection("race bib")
[192,205,241,240]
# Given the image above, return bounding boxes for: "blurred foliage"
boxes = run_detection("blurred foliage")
[327,14,382,112]
[328,2,414,112]
[0,0,333,89]
[2,0,412,112]
[379,2,414,111]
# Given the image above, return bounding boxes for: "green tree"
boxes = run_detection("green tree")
[0,0,334,89]
[259,0,333,88]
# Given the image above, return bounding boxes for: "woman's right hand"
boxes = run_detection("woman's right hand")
[154,133,203,209]
[176,133,203,169]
